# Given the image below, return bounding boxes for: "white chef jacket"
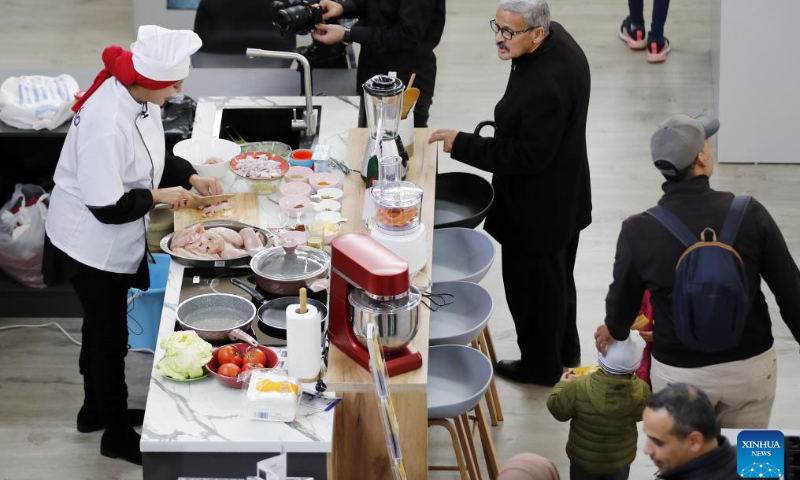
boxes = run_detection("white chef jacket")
[46,79,166,274]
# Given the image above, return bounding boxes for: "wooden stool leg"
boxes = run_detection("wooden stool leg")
[455,414,481,480]
[471,339,499,426]
[461,413,484,480]
[478,332,504,423]
[428,419,469,480]
[474,404,500,480]
[483,325,498,365]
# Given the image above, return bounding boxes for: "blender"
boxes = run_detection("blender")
[361,75,408,186]
[369,156,427,276]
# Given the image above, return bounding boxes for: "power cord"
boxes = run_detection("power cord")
[0,321,155,354]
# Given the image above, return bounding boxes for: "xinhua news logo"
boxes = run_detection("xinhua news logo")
[737,430,784,478]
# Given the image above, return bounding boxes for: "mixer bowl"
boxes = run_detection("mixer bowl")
[349,286,421,352]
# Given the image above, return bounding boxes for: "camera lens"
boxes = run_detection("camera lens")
[273,4,311,35]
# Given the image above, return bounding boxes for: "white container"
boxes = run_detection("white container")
[173,138,241,178]
[398,111,414,157]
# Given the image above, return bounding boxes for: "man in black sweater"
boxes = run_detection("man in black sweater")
[312,0,445,127]
[595,114,800,427]
[643,384,738,480]
[429,0,592,386]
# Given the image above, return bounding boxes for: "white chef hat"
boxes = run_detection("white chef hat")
[130,25,202,82]
[597,331,646,375]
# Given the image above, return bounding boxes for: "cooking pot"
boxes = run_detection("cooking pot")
[249,243,330,295]
[349,286,421,352]
[230,277,328,340]
[175,293,259,346]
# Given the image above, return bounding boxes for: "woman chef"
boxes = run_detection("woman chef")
[43,26,218,465]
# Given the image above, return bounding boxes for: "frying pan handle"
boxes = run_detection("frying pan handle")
[228,328,259,347]
[474,120,496,136]
[230,277,267,305]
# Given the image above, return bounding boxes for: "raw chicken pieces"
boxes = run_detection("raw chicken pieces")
[170,224,263,260]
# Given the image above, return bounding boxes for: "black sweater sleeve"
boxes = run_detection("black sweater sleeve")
[87,189,154,225]
[348,0,434,53]
[160,155,197,189]
[604,221,647,341]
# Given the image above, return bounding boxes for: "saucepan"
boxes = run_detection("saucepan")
[175,293,259,346]
[249,243,330,295]
[230,278,328,340]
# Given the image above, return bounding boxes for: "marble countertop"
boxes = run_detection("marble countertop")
[141,95,359,454]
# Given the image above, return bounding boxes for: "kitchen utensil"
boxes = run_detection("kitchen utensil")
[361,75,408,183]
[428,281,493,346]
[172,138,242,178]
[285,165,314,183]
[250,244,330,295]
[230,152,290,195]
[173,193,260,230]
[230,277,327,340]
[175,293,259,345]
[154,193,236,210]
[312,199,341,213]
[279,181,312,197]
[286,288,323,379]
[308,172,341,192]
[434,172,495,229]
[279,195,311,216]
[432,228,495,283]
[310,188,343,202]
[160,220,274,268]
[406,73,416,90]
[288,149,315,168]
[239,141,293,159]
[400,88,420,120]
[206,343,279,389]
[329,233,422,376]
[349,285,421,352]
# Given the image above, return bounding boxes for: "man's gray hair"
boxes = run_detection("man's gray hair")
[498,0,551,35]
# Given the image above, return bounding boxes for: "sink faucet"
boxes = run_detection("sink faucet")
[245,48,318,137]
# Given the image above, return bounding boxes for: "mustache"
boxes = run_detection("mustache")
[496,42,508,49]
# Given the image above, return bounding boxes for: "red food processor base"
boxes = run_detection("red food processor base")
[329,328,423,377]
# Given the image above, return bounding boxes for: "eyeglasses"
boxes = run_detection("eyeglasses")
[489,18,534,40]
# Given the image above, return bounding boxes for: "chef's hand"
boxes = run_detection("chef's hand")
[151,186,199,211]
[594,324,617,355]
[189,175,223,196]
[428,129,459,153]
[312,23,345,45]
[319,0,343,20]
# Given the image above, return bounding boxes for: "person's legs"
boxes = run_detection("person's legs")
[649,0,671,41]
[71,267,141,465]
[499,243,568,385]
[628,0,645,27]
[561,233,581,367]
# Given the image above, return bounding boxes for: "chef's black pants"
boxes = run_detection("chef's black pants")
[70,266,133,428]
[501,233,581,383]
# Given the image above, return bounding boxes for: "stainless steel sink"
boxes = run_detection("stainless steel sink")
[213,105,322,150]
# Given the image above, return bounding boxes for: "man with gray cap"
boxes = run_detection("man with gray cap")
[594,114,800,428]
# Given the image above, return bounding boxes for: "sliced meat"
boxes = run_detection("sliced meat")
[171,223,205,248]
[199,200,234,218]
[208,227,244,248]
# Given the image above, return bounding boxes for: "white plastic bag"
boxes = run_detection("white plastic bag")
[0,184,49,287]
[0,75,79,130]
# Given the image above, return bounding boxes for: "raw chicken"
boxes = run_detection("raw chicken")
[240,227,264,256]
[208,227,244,248]
[199,200,234,218]
[220,244,247,259]
[171,224,204,248]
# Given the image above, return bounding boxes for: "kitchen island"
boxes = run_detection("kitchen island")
[141,95,357,479]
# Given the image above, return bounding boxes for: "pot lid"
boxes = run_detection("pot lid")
[348,286,421,314]
[371,181,423,208]
[251,245,330,282]
[363,75,404,98]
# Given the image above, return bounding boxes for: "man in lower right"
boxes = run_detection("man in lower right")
[595,113,800,428]
[643,383,737,479]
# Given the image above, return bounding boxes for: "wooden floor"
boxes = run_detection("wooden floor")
[2,0,799,479]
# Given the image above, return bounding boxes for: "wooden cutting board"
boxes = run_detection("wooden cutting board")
[173,193,259,231]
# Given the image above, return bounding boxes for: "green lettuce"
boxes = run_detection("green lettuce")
[154,331,213,380]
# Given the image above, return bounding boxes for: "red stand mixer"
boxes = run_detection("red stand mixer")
[329,233,423,376]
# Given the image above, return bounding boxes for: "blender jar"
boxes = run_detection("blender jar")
[363,75,404,140]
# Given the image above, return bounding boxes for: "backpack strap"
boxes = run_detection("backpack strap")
[719,195,752,245]
[645,206,699,248]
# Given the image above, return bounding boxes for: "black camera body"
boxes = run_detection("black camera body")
[272,0,324,35]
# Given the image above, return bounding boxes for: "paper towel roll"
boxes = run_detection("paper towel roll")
[286,303,322,379]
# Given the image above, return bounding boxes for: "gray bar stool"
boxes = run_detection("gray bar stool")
[428,344,499,480]
[432,229,504,425]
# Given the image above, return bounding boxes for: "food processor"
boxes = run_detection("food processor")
[369,156,427,276]
[361,75,408,186]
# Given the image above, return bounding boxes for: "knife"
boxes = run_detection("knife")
[153,194,235,210]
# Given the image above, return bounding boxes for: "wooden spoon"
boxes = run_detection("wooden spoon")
[401,88,420,120]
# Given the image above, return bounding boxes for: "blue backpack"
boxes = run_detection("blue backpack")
[646,196,752,353]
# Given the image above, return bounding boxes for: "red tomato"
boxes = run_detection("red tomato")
[217,362,241,378]
[217,346,243,366]
[241,362,265,373]
[244,349,267,366]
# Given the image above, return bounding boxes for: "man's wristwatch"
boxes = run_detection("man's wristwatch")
[343,27,352,44]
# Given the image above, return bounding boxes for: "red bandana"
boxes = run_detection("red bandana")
[72,45,178,113]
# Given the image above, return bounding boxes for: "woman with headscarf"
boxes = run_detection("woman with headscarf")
[498,453,561,480]
[43,25,217,465]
